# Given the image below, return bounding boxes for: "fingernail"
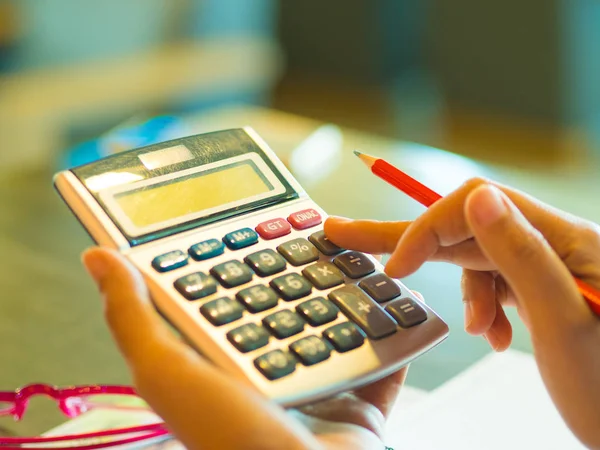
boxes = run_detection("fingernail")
[82,249,108,285]
[470,186,508,227]
[464,301,473,331]
[326,216,351,223]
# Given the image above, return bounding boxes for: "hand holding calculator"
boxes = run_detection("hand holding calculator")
[54,128,448,406]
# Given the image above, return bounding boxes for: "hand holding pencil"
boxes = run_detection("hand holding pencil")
[325,151,600,448]
[353,150,600,316]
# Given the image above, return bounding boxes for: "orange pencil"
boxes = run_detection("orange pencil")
[354,150,600,316]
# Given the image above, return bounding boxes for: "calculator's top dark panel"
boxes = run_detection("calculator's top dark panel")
[71,129,299,246]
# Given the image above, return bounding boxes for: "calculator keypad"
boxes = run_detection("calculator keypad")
[277,238,319,266]
[296,297,339,326]
[386,298,428,328]
[189,239,225,261]
[254,350,296,380]
[329,285,397,339]
[174,272,218,300]
[333,251,375,279]
[359,273,401,303]
[323,322,365,353]
[308,230,344,256]
[236,285,279,313]
[244,249,287,277]
[152,250,188,272]
[223,228,258,250]
[270,273,313,301]
[200,297,244,326]
[290,335,331,366]
[210,260,253,288]
[302,262,344,290]
[227,323,270,353]
[262,310,305,339]
[150,207,433,381]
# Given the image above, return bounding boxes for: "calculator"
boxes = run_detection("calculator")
[54,127,449,406]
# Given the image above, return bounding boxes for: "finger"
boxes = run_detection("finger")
[298,368,408,439]
[483,299,513,352]
[81,248,317,450]
[352,367,408,419]
[463,185,594,337]
[431,239,494,271]
[412,290,425,303]
[385,178,584,278]
[324,217,410,254]
[461,270,496,335]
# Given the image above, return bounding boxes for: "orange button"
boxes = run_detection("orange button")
[288,209,322,230]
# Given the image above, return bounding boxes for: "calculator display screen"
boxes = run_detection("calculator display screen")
[114,162,271,228]
[73,129,300,245]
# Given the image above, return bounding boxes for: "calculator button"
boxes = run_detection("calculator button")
[270,273,312,301]
[386,298,428,328]
[277,238,319,266]
[329,285,397,339]
[359,273,402,303]
[174,272,218,300]
[236,285,279,313]
[223,228,259,250]
[262,310,305,339]
[152,250,188,272]
[302,262,344,290]
[255,218,291,240]
[210,260,253,288]
[189,239,225,261]
[288,209,322,230]
[244,250,287,277]
[227,323,270,353]
[200,297,244,326]
[254,350,296,380]
[296,297,339,326]
[289,336,331,366]
[333,252,375,279]
[323,322,365,353]
[308,230,344,256]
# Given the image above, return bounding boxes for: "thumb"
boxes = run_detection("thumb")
[464,185,593,337]
[81,247,181,375]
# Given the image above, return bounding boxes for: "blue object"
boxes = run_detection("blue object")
[189,239,226,261]
[223,228,259,250]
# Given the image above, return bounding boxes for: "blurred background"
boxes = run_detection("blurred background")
[1,0,600,436]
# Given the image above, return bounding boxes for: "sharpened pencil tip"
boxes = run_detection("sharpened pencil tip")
[353,150,362,157]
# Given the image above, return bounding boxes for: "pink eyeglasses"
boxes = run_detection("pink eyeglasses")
[0,384,169,449]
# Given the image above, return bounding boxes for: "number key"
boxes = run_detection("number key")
[210,260,253,288]
[227,323,270,353]
[244,249,286,277]
[254,350,296,380]
[236,285,279,313]
[277,238,319,266]
[270,273,312,301]
[200,297,244,326]
[296,297,339,326]
[289,336,331,366]
[174,272,217,300]
[262,310,305,339]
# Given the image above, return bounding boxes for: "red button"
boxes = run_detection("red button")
[288,209,322,230]
[255,218,292,240]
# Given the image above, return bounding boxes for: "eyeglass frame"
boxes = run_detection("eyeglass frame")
[0,383,169,449]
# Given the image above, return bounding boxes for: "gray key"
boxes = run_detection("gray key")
[328,285,397,339]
